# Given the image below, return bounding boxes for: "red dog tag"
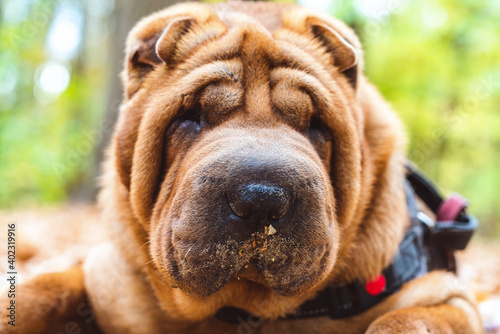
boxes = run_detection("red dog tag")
[365,274,386,296]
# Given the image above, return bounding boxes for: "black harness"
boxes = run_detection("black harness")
[215,164,478,324]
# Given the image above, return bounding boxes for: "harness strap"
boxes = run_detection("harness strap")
[215,164,477,324]
[406,163,478,271]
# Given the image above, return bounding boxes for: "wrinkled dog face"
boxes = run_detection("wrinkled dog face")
[160,126,335,297]
[115,3,363,299]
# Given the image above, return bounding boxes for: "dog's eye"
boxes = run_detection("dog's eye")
[306,113,333,162]
[180,108,203,127]
[167,108,203,137]
[307,113,328,134]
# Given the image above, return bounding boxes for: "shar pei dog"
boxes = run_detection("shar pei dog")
[3,1,482,334]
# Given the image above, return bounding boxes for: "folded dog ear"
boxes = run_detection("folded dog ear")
[307,17,359,88]
[124,7,227,99]
[124,17,196,98]
[155,17,195,65]
[125,37,161,99]
[280,10,361,89]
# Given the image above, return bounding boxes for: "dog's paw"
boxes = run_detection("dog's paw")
[0,266,99,334]
[365,302,484,334]
[366,307,453,334]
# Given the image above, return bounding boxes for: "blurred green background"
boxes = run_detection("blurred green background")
[0,0,499,235]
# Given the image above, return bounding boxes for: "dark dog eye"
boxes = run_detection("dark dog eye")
[180,108,203,127]
[168,108,203,136]
[307,113,328,135]
[177,118,201,134]
[306,113,333,162]
[163,108,202,175]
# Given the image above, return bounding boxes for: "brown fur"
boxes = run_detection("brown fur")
[0,267,100,334]
[2,2,482,333]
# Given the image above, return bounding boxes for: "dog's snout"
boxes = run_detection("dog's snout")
[228,184,290,221]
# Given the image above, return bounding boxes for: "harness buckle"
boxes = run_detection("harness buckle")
[426,214,478,251]
[421,195,478,251]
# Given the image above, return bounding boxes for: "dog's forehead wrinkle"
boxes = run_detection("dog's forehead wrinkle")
[155,25,340,128]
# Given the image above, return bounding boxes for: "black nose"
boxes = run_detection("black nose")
[228,184,290,221]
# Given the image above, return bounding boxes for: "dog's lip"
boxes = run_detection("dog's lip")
[233,262,268,286]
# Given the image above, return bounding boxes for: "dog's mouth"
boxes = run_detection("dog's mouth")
[233,262,268,286]
[159,227,334,298]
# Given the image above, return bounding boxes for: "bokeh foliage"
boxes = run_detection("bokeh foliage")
[331,0,500,235]
[0,0,111,206]
[0,0,499,235]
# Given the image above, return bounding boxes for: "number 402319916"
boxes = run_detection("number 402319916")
[7,223,16,271]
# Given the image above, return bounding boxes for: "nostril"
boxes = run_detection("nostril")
[270,205,287,221]
[229,198,251,219]
[228,183,290,221]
